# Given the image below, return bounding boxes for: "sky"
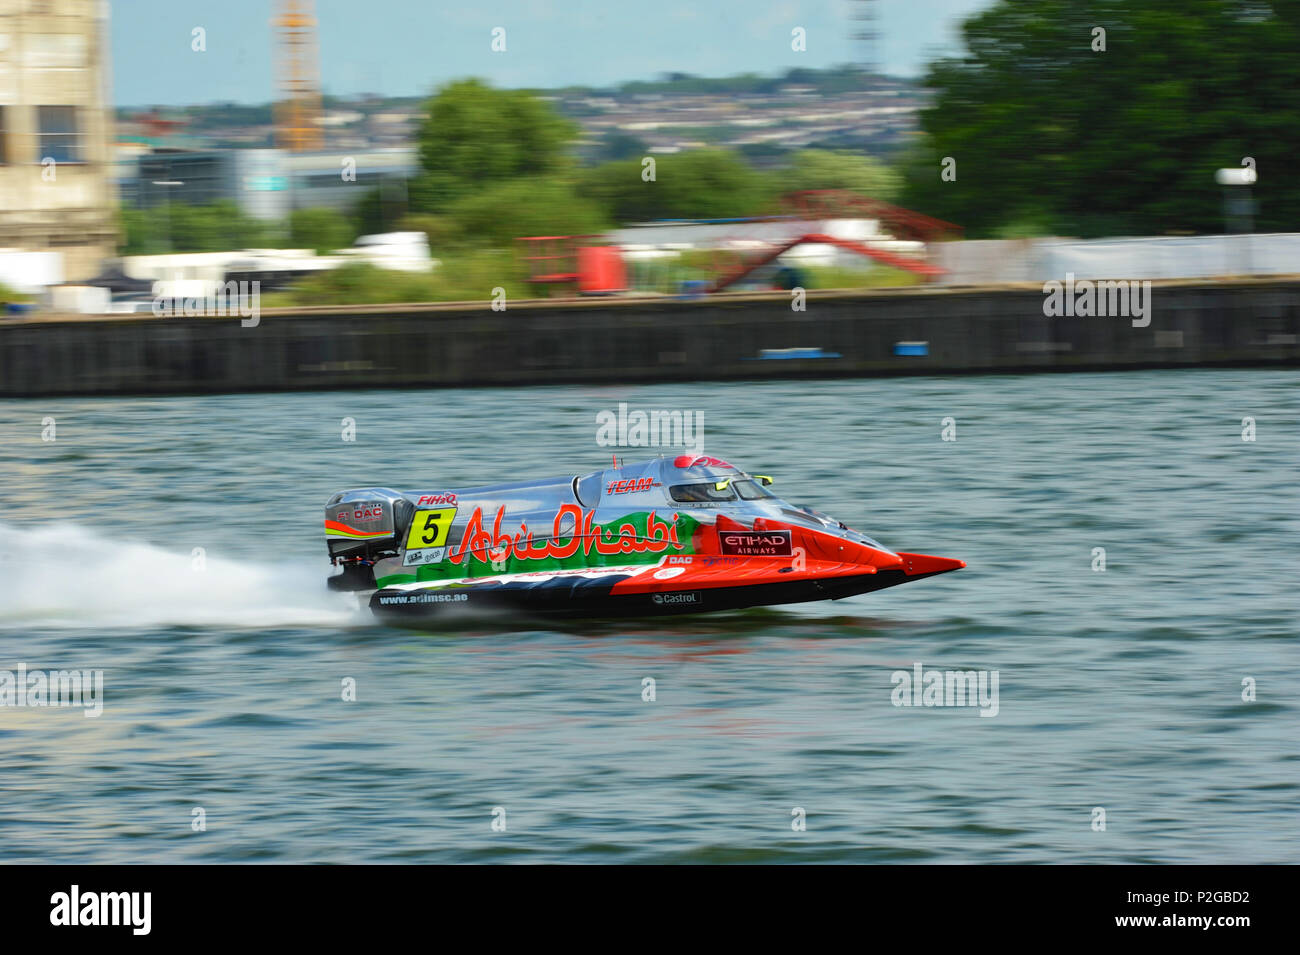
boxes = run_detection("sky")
[109,0,996,108]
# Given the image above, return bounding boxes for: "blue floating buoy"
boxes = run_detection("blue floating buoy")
[893,341,929,357]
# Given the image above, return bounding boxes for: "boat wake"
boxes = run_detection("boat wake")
[0,523,361,631]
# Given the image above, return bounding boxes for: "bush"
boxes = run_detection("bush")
[781,149,902,202]
[289,207,357,254]
[579,149,777,223]
[441,178,609,248]
[263,252,536,307]
[799,264,922,289]
[118,201,280,254]
[394,214,465,252]
[0,282,33,304]
[262,263,432,306]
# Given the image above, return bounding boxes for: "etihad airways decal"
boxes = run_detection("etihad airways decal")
[448,504,684,564]
[719,529,792,557]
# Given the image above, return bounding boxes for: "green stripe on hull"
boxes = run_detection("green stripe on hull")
[375,511,702,589]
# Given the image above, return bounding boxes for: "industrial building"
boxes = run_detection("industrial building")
[118,146,416,220]
[0,0,116,281]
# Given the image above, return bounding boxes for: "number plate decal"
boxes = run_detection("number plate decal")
[403,507,457,565]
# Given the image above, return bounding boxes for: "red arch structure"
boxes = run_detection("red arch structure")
[708,191,960,292]
[709,232,945,293]
[781,190,962,244]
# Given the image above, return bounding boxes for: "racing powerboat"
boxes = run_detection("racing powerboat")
[325,454,964,621]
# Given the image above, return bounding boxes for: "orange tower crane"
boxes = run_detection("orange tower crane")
[273,0,324,152]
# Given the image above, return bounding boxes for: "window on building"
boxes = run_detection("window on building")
[38,106,82,164]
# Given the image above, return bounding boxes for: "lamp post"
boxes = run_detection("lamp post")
[1214,166,1256,233]
[1215,167,1256,275]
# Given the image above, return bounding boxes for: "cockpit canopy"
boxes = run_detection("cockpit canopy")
[668,476,774,503]
[573,454,775,508]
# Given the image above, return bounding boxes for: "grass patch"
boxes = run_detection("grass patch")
[262,251,537,307]
[0,282,34,305]
[800,264,924,289]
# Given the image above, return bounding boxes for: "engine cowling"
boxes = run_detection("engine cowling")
[322,488,408,563]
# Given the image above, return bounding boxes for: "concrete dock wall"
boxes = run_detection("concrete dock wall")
[2,278,1298,397]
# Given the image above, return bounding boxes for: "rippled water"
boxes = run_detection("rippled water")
[1,370,1296,863]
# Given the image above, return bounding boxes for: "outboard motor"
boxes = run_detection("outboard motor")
[325,488,411,591]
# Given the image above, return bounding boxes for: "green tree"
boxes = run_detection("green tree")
[289,207,355,254]
[410,79,580,213]
[351,186,406,238]
[596,131,650,163]
[118,201,276,254]
[118,206,159,255]
[902,0,1300,237]
[444,177,609,246]
[579,149,776,223]
[395,213,465,252]
[782,149,902,201]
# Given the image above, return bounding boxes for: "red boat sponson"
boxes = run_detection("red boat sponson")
[602,551,965,598]
[601,514,962,598]
[895,552,967,576]
[716,513,906,570]
[606,555,878,596]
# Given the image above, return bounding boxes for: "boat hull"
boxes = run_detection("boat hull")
[367,553,962,623]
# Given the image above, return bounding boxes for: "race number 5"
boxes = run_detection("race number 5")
[405,508,456,550]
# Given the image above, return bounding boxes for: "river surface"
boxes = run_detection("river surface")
[1,370,1296,863]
